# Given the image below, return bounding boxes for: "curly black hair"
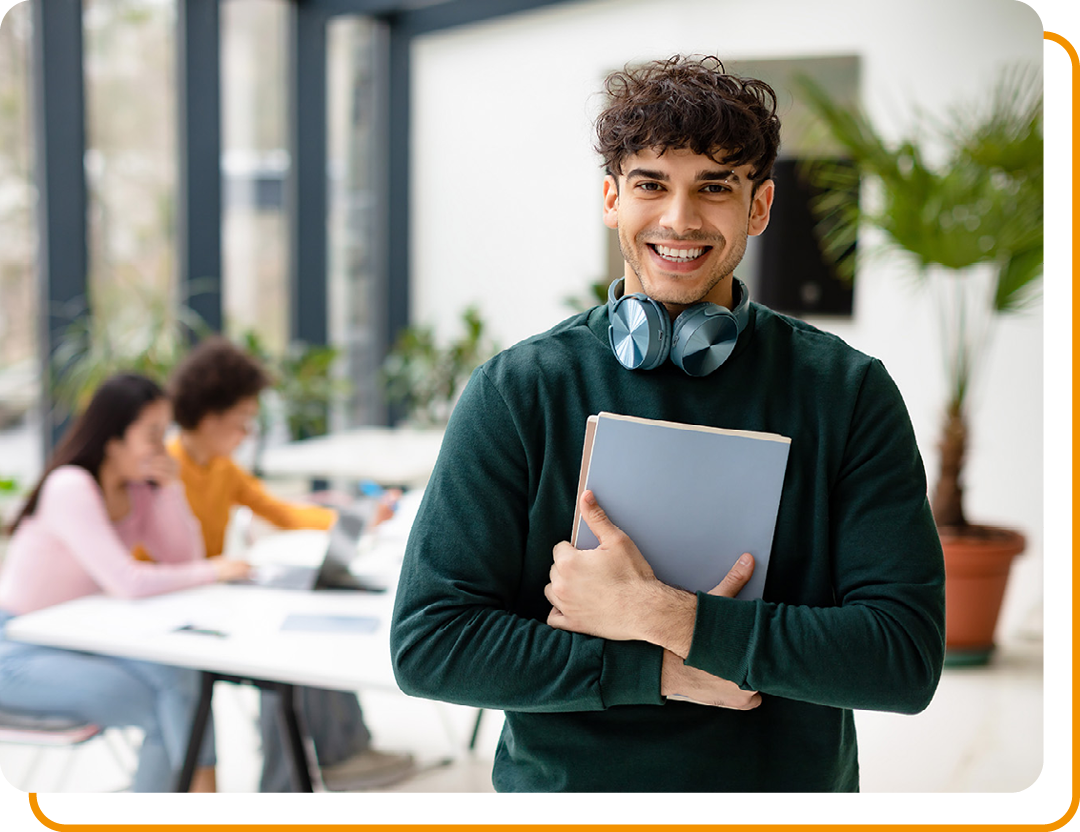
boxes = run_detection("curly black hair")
[595,55,781,189]
[169,336,272,430]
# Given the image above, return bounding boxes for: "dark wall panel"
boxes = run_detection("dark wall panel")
[755,158,856,318]
[31,0,87,451]
[178,0,223,333]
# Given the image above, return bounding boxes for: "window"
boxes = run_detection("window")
[0,2,41,490]
[221,0,288,354]
[84,0,178,322]
[327,16,387,427]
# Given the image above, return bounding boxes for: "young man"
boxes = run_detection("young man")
[165,337,414,791]
[390,55,945,792]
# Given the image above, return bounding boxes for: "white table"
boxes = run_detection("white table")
[4,584,400,692]
[4,583,401,792]
[258,427,446,488]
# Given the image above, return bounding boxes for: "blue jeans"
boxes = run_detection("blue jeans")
[257,686,371,792]
[0,610,215,792]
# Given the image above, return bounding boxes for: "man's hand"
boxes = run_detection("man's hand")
[546,490,672,641]
[545,490,758,652]
[661,650,761,709]
[544,492,761,708]
[660,556,760,707]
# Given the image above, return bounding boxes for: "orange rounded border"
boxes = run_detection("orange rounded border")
[20,27,1080,832]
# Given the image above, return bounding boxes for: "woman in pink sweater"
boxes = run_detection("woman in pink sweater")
[0,374,249,792]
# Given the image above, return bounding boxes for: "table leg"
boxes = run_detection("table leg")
[468,708,485,751]
[275,683,315,792]
[176,671,215,792]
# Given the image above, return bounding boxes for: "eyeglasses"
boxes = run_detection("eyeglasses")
[222,411,261,434]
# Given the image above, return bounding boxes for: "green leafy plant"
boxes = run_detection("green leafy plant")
[50,276,213,419]
[564,278,615,313]
[239,330,349,442]
[381,306,497,427]
[797,66,1042,531]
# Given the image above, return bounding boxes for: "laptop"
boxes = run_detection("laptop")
[234,509,388,593]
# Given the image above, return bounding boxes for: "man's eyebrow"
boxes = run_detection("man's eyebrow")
[625,168,668,181]
[698,169,740,183]
[623,168,742,183]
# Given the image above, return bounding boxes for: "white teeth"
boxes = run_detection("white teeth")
[654,245,704,261]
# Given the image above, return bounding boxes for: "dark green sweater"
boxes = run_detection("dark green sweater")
[390,301,945,792]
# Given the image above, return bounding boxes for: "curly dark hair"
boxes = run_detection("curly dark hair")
[595,55,781,189]
[169,336,272,430]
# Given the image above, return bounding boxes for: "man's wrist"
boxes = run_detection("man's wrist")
[660,648,680,697]
[635,581,697,658]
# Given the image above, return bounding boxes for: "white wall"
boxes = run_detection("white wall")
[410,0,1044,637]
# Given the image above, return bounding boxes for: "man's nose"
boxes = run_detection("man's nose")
[658,193,703,234]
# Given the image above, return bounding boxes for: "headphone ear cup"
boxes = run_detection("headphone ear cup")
[670,304,740,377]
[608,294,671,371]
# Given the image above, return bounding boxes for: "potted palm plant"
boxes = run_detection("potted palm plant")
[797,67,1043,665]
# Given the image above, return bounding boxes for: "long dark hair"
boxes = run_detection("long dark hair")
[8,373,167,534]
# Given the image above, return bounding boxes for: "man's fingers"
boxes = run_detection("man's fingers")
[579,490,623,546]
[707,553,755,598]
[551,541,575,565]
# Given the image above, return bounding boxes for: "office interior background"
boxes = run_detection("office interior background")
[0,0,1049,795]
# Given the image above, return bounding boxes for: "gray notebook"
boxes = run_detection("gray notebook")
[572,412,791,600]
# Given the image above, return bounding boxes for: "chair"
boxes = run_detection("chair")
[0,709,134,792]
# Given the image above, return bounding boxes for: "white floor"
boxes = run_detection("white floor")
[0,633,1042,794]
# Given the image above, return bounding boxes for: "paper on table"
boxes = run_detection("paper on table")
[280,614,380,634]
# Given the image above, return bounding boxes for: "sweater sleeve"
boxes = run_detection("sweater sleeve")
[390,367,664,712]
[230,463,337,530]
[37,468,218,598]
[132,482,207,564]
[684,359,946,714]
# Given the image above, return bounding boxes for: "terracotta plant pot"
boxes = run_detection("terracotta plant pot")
[940,526,1026,666]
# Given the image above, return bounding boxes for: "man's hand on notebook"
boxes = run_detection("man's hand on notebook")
[546,490,664,642]
[546,490,755,648]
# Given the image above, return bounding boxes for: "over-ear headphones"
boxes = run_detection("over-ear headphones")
[607,277,750,377]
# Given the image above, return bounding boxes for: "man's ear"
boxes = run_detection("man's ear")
[602,175,620,230]
[747,178,775,237]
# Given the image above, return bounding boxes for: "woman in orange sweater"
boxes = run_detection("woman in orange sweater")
[164,336,413,792]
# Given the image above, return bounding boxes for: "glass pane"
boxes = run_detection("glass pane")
[221,0,288,355]
[327,16,386,428]
[0,2,42,499]
[83,0,177,330]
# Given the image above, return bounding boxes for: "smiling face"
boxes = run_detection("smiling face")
[603,147,774,315]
